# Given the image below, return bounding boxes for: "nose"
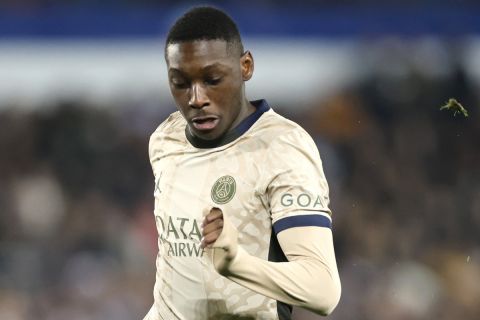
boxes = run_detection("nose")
[189,83,209,109]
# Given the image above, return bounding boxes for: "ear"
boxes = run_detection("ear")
[240,51,254,81]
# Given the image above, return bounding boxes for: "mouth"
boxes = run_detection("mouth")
[191,116,220,131]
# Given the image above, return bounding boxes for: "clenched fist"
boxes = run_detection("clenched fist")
[200,207,224,248]
[201,207,239,274]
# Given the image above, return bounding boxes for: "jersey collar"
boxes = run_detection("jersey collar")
[185,99,270,149]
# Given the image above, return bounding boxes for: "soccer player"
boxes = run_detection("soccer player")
[144,6,341,320]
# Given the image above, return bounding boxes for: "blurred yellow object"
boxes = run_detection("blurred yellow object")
[440,98,468,117]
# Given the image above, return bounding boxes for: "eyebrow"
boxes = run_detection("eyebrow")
[168,62,227,74]
[202,63,225,72]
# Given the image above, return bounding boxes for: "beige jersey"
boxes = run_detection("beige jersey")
[145,100,334,320]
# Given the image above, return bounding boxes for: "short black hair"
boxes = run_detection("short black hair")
[165,6,244,55]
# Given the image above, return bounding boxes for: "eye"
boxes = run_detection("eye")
[204,77,222,86]
[170,77,189,89]
[173,83,188,89]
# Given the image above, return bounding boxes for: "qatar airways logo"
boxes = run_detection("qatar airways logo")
[155,215,204,257]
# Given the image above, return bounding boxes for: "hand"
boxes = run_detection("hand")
[201,207,239,274]
[201,207,224,248]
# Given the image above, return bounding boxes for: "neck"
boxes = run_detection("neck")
[231,98,255,129]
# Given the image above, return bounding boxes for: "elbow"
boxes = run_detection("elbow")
[306,275,341,316]
[319,282,341,316]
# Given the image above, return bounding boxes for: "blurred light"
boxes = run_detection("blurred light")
[13,172,65,238]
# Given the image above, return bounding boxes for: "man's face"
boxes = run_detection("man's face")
[166,40,252,140]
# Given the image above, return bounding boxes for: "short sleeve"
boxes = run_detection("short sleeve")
[264,128,332,234]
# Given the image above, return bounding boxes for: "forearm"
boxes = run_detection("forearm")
[224,245,340,315]
[210,219,341,316]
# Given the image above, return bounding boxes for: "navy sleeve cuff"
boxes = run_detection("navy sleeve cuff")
[273,214,332,234]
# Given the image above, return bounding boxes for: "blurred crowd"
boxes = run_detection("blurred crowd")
[298,48,480,320]
[0,101,165,319]
[1,44,480,320]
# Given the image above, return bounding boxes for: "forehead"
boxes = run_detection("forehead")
[166,40,236,70]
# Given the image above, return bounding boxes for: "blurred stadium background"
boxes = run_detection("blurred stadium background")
[1,1,480,319]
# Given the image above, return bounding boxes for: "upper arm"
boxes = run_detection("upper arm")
[277,226,336,267]
[265,128,333,235]
[265,128,341,312]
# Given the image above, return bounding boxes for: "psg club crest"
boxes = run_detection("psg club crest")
[211,175,236,204]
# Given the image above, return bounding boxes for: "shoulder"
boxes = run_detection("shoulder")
[257,109,317,153]
[151,111,186,137]
[148,111,187,160]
